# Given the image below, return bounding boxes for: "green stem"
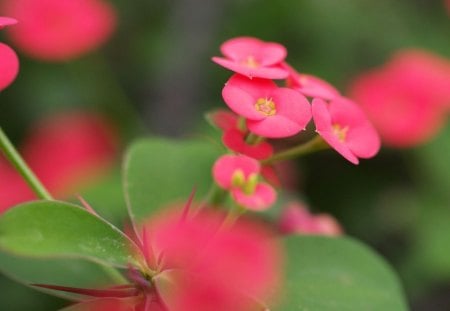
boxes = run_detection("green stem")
[222,202,245,228]
[0,127,53,200]
[204,183,227,207]
[262,135,329,165]
[245,132,264,145]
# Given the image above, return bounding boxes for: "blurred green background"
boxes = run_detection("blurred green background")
[1,0,449,310]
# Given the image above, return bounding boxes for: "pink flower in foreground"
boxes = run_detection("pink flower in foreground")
[222,74,312,138]
[2,0,117,61]
[0,111,118,213]
[312,97,381,164]
[283,62,340,101]
[279,202,343,236]
[213,154,276,210]
[349,49,450,148]
[0,17,19,91]
[212,37,289,79]
[146,209,282,311]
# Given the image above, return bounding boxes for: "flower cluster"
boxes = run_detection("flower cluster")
[210,37,380,210]
[349,49,450,148]
[0,16,19,91]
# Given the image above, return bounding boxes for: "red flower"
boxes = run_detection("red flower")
[212,37,289,79]
[349,49,450,147]
[283,62,340,101]
[144,209,282,311]
[207,109,274,160]
[312,97,380,164]
[222,74,312,138]
[212,154,276,210]
[2,0,117,61]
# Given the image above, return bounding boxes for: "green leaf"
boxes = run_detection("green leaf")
[277,236,408,310]
[0,251,119,301]
[0,201,137,267]
[123,137,222,222]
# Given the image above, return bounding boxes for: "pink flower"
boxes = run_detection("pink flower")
[222,129,273,160]
[349,49,450,148]
[2,0,117,61]
[145,209,282,311]
[0,17,19,91]
[312,97,381,164]
[279,202,343,236]
[222,74,312,138]
[212,154,276,210]
[0,111,118,213]
[212,37,289,79]
[283,62,340,101]
[207,109,274,160]
[0,43,19,91]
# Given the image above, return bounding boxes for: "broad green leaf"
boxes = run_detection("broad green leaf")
[277,236,408,310]
[0,274,66,311]
[0,251,120,301]
[123,137,222,222]
[0,201,138,267]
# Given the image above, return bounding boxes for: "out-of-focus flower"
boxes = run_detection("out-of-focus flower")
[212,36,289,79]
[312,97,380,165]
[212,154,276,210]
[0,16,19,91]
[279,202,343,236]
[222,74,312,138]
[0,111,118,213]
[282,62,340,101]
[146,209,282,311]
[2,0,117,61]
[349,49,450,148]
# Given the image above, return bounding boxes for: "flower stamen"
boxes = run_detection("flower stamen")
[255,98,277,116]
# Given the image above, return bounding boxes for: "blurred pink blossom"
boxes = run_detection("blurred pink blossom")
[212,36,288,79]
[312,97,380,164]
[2,0,117,61]
[0,111,118,213]
[143,209,282,311]
[349,49,450,148]
[279,202,343,236]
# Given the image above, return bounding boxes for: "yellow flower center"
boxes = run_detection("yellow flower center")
[255,98,277,116]
[231,170,258,195]
[332,124,349,142]
[242,56,259,68]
